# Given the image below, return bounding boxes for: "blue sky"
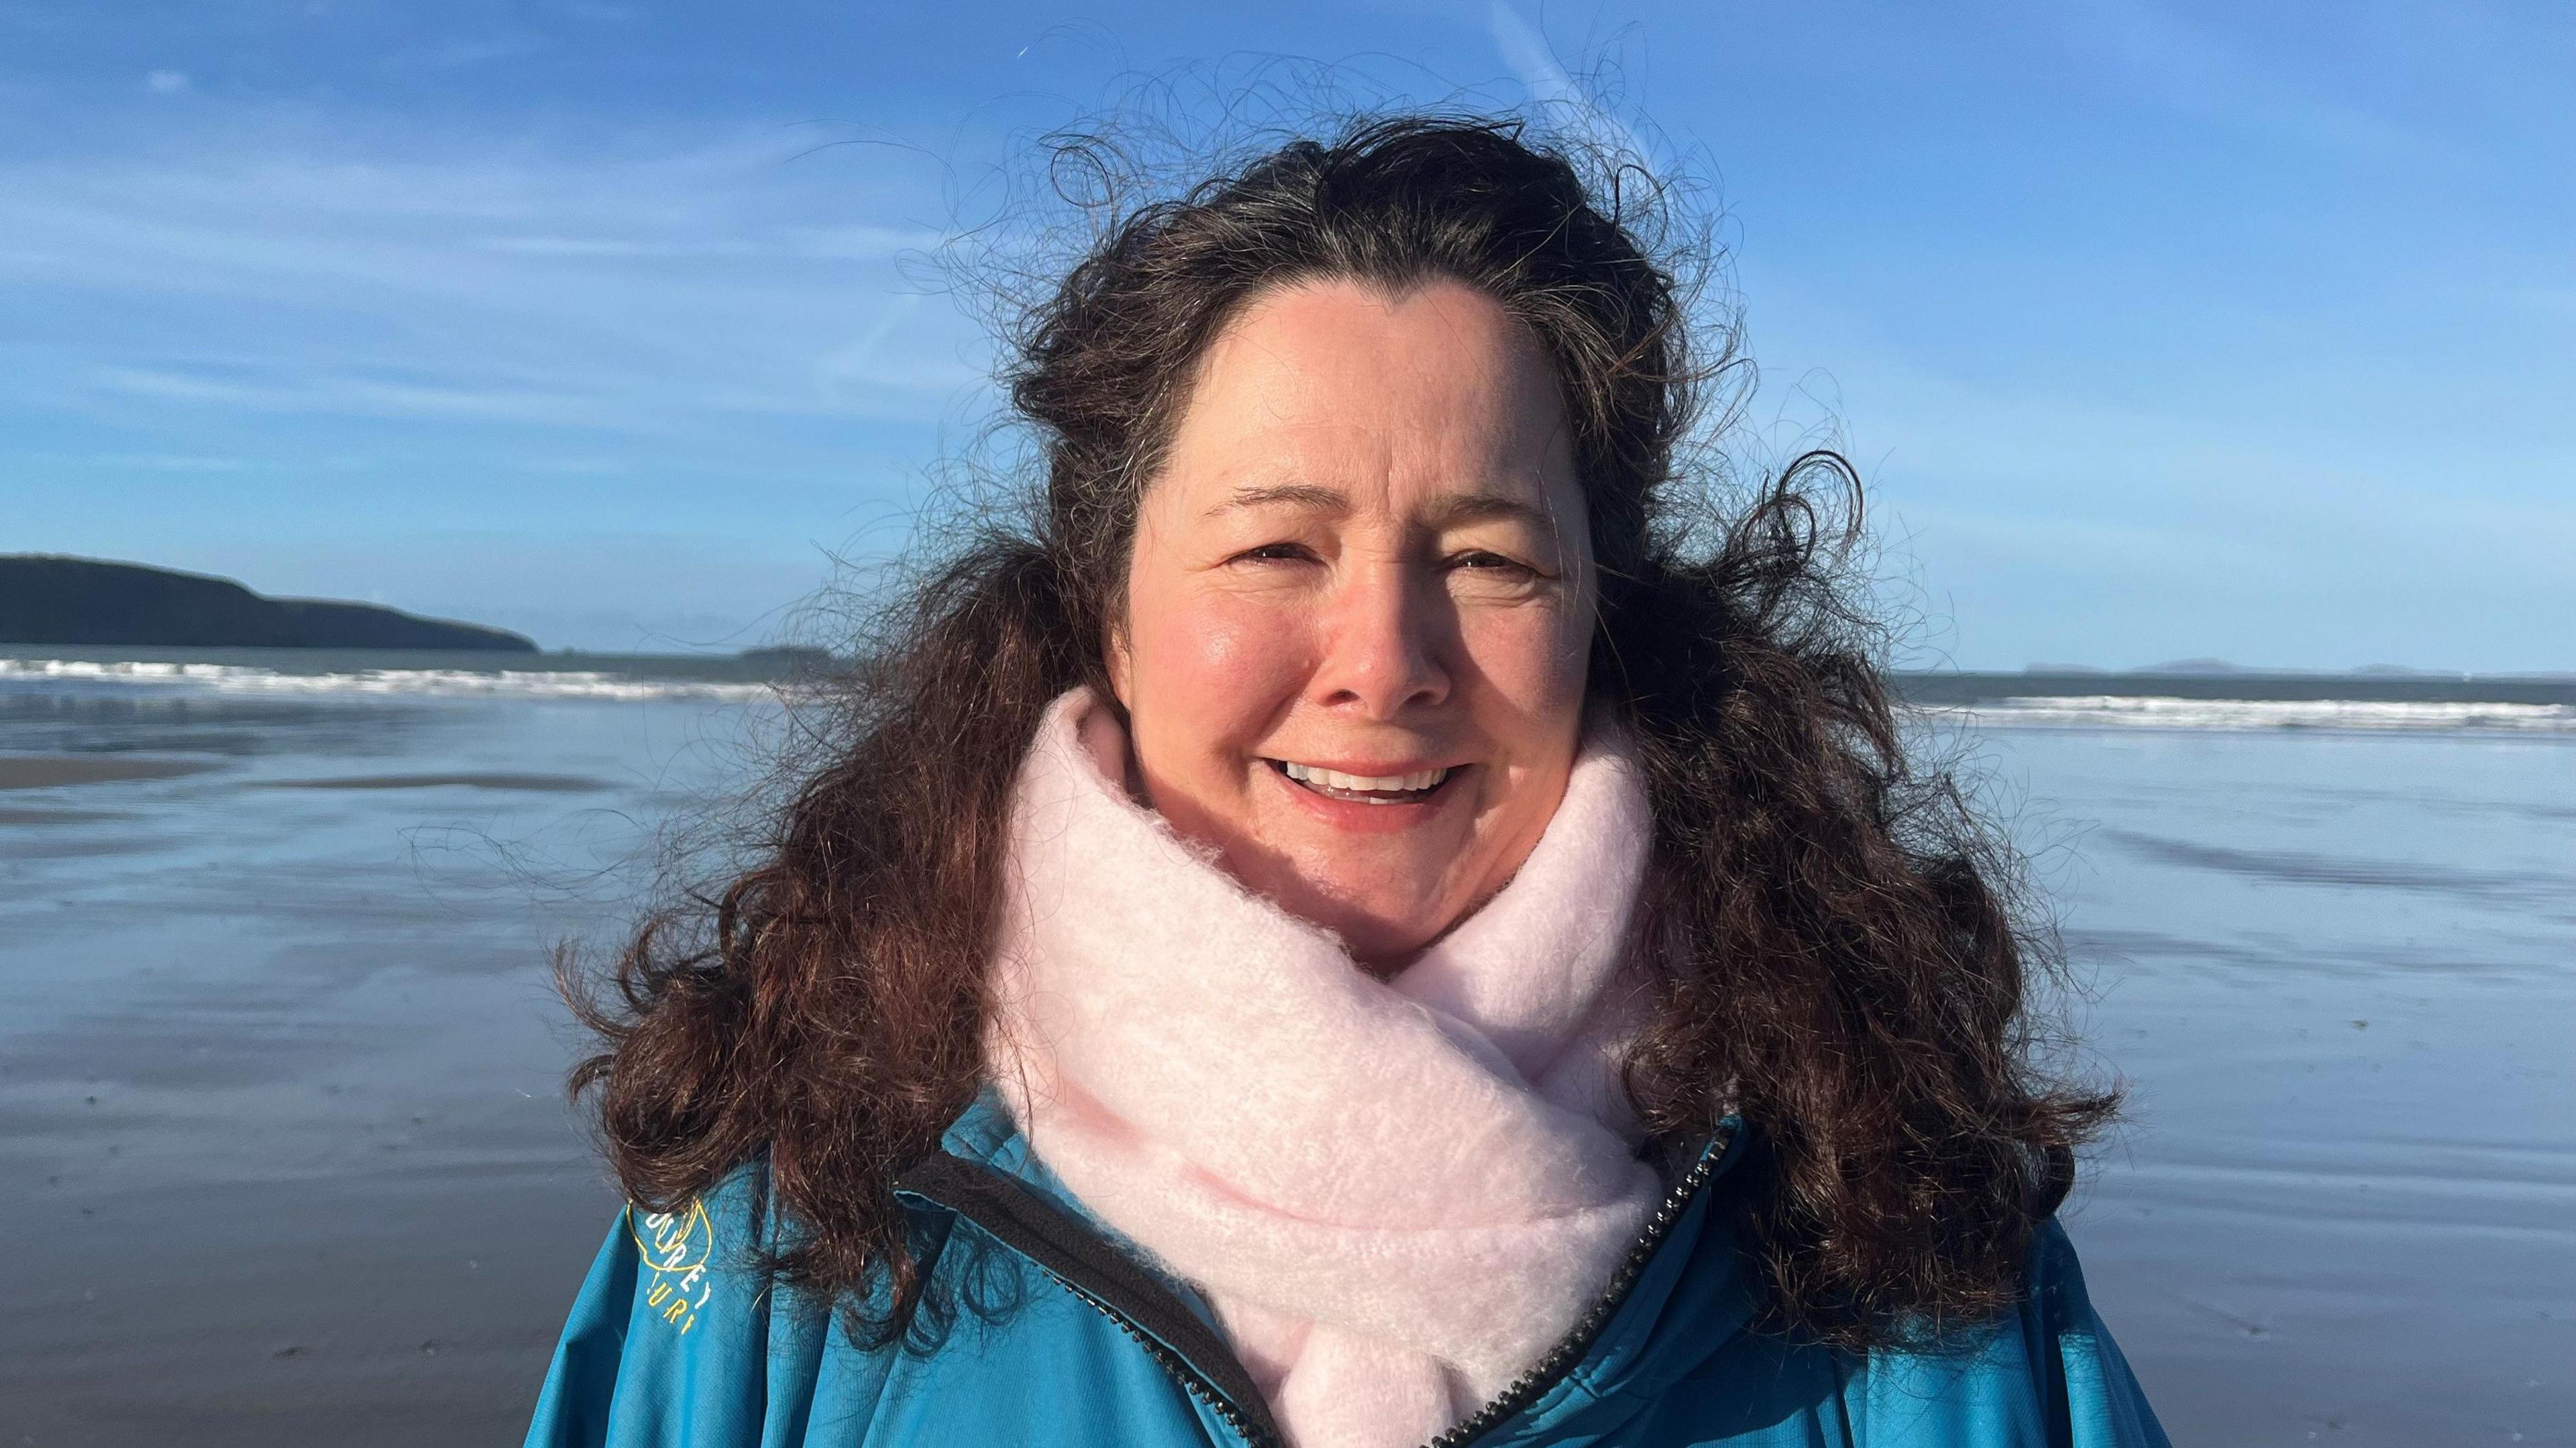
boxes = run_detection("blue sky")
[5,1,2569,668]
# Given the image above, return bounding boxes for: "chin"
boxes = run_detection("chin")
[1283,877,1448,965]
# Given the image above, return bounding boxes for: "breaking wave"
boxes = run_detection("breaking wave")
[10,660,2570,732]
[1944,695,2576,734]
[0,657,778,702]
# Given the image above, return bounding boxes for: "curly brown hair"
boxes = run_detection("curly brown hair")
[568,113,2116,1353]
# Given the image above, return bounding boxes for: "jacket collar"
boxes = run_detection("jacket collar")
[931,1084,1762,1440]
[934,1082,1228,1325]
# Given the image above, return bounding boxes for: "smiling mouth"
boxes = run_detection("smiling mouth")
[1269,759,1457,805]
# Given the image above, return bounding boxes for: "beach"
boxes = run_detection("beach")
[2,653,2569,1445]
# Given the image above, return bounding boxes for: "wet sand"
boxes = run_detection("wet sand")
[0,689,684,1445]
[252,772,612,792]
[2,675,2570,1446]
[0,755,221,789]
[1984,728,2575,1447]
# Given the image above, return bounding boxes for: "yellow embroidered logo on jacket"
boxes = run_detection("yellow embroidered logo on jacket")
[629,1201,713,1336]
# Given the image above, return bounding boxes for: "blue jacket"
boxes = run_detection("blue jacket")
[525,1089,2169,1447]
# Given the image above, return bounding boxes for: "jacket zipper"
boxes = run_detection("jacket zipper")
[1016,1125,1732,1448]
[1416,1127,1731,1447]
[1048,1272,1285,1448]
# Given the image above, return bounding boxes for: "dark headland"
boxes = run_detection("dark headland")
[0,555,537,652]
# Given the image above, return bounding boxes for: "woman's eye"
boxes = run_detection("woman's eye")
[1451,551,1536,575]
[1234,542,1315,564]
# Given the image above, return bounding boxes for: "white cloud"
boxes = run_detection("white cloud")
[107,451,244,473]
[2057,0,2436,160]
[1486,2,1654,163]
[93,365,596,425]
[145,70,189,95]
[1803,349,2576,668]
[384,36,546,70]
[0,125,991,433]
[469,223,938,261]
[814,294,930,403]
[2509,286,2576,320]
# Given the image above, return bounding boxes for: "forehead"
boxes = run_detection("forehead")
[1157,276,1576,509]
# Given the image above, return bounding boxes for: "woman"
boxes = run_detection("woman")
[526,116,2166,1447]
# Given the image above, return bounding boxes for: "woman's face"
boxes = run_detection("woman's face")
[1108,276,1595,966]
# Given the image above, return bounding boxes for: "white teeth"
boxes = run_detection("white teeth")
[1280,762,1452,794]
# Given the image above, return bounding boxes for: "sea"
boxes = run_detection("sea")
[2,649,2569,1447]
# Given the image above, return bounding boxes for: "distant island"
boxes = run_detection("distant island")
[0,555,537,652]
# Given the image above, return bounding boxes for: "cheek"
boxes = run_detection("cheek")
[1459,606,1591,724]
[1128,589,1313,756]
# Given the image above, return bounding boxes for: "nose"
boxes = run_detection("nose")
[1308,554,1451,719]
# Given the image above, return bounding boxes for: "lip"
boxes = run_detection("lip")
[1261,757,1470,834]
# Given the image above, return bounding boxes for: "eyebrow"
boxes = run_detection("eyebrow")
[1425,492,1556,531]
[1203,483,1348,519]
[1203,483,1560,534]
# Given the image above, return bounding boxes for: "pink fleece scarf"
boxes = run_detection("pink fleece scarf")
[985,688,1665,1448]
